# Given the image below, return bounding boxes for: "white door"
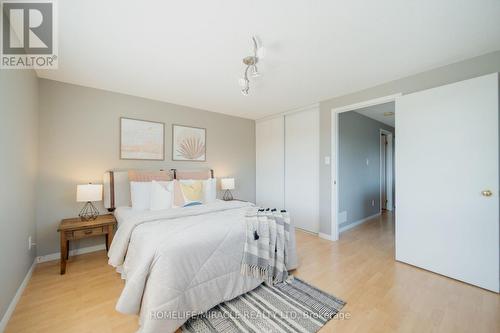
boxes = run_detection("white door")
[285,108,320,233]
[256,116,285,208]
[395,73,499,292]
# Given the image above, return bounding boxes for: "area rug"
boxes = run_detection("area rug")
[181,277,346,333]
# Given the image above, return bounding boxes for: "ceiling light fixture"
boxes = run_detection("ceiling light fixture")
[384,111,395,116]
[239,36,264,96]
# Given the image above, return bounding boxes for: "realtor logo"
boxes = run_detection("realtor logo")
[1,0,57,69]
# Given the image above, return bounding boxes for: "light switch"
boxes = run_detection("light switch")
[366,158,369,166]
[324,156,330,165]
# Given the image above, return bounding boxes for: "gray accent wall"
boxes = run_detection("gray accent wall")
[0,70,39,319]
[37,79,255,256]
[338,111,394,228]
[318,50,500,235]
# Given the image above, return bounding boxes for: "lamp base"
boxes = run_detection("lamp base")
[79,201,99,221]
[223,190,233,201]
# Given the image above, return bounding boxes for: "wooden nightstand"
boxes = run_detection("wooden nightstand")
[57,214,117,274]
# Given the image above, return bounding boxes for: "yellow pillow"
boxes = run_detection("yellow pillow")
[180,181,203,202]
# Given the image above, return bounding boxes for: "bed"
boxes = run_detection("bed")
[103,169,298,333]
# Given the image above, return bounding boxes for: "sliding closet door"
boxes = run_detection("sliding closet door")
[256,116,285,208]
[285,108,319,233]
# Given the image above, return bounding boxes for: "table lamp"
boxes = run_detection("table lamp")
[221,178,235,201]
[77,183,102,221]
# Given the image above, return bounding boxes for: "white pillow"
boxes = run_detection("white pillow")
[203,178,217,203]
[150,180,173,211]
[130,181,151,211]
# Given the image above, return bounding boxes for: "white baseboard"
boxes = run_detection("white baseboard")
[339,212,381,233]
[295,227,317,236]
[0,245,107,331]
[318,232,333,241]
[0,260,36,333]
[36,244,106,263]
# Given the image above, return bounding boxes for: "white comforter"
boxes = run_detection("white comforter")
[108,200,297,333]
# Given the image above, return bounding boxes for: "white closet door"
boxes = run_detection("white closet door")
[285,108,319,233]
[395,73,499,292]
[256,116,285,208]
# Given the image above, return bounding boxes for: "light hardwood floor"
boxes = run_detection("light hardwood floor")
[6,212,499,333]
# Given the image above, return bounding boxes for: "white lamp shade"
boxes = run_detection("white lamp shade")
[76,184,103,202]
[221,178,235,190]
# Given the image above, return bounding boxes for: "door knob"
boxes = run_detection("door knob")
[481,190,493,197]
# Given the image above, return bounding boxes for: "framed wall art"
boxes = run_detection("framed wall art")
[172,124,206,161]
[120,117,165,160]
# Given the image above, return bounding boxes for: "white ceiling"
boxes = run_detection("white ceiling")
[355,102,395,127]
[37,0,500,119]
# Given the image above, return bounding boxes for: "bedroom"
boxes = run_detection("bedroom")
[1,1,499,333]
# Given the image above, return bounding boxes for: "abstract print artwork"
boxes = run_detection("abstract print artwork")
[172,125,206,161]
[120,117,165,160]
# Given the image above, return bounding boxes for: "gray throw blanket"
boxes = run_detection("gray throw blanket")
[241,208,290,285]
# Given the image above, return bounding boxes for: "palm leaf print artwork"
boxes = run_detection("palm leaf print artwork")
[173,125,206,161]
[177,136,205,159]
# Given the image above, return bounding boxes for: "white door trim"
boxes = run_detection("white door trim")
[331,94,401,114]
[330,93,401,241]
[380,129,394,211]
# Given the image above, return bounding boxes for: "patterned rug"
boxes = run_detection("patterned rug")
[181,277,346,333]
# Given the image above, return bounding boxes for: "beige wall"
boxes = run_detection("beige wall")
[37,79,255,256]
[0,69,39,320]
[318,50,500,235]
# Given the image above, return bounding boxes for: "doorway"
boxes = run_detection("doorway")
[330,94,400,241]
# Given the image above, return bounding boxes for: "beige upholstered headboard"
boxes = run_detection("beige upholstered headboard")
[173,169,214,180]
[103,169,214,211]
